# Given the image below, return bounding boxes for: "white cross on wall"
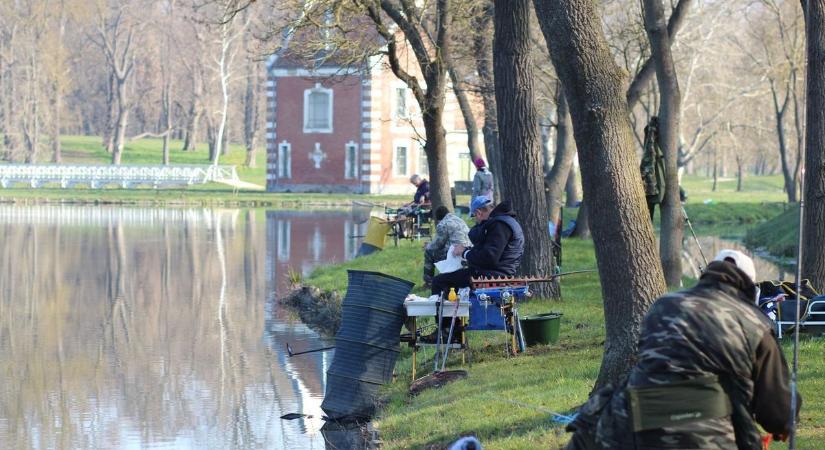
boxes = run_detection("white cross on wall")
[309,143,327,169]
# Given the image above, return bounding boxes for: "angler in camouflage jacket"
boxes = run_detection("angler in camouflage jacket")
[423,206,471,286]
[566,251,800,450]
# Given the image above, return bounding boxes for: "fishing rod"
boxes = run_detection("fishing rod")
[789,142,806,450]
[681,205,708,271]
[286,342,335,357]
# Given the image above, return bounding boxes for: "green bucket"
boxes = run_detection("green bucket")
[519,312,562,346]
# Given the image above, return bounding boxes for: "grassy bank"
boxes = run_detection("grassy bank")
[745,205,800,260]
[302,239,824,449]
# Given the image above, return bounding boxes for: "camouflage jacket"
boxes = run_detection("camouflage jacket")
[568,261,798,450]
[425,213,470,254]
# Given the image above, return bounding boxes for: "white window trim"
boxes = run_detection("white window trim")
[418,146,429,176]
[393,84,410,120]
[392,139,411,178]
[344,141,359,180]
[303,83,334,134]
[277,141,292,179]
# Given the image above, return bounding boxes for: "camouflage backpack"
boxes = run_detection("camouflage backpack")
[640,116,666,205]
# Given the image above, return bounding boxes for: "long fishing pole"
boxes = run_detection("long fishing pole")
[681,205,708,270]
[789,150,805,450]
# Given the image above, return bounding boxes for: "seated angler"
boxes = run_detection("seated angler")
[430,196,525,298]
[422,206,471,288]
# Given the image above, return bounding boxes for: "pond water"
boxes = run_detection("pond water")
[0,205,369,450]
[682,234,792,281]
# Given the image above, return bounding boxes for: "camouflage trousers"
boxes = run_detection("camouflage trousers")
[423,246,448,285]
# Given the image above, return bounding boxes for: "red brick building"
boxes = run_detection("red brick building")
[265,49,482,194]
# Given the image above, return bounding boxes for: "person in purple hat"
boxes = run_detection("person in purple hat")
[471,157,494,204]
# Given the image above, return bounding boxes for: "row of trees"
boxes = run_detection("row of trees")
[0,0,268,166]
[278,0,822,386]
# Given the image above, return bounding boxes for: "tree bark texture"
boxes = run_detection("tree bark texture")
[494,0,559,299]
[472,1,504,202]
[571,200,591,239]
[802,0,825,291]
[533,0,667,386]
[546,90,577,224]
[644,0,684,287]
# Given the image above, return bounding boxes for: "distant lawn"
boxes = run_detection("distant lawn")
[58,135,267,186]
[681,174,788,204]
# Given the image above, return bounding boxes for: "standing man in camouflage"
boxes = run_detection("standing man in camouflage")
[565,249,800,449]
[422,205,471,288]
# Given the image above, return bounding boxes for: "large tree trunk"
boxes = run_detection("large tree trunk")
[494,0,559,299]
[534,0,667,386]
[546,89,577,224]
[472,1,503,202]
[644,0,684,287]
[802,0,825,292]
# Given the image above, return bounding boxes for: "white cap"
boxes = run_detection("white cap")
[713,249,756,283]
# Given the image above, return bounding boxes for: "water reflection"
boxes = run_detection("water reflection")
[683,235,791,281]
[0,205,366,449]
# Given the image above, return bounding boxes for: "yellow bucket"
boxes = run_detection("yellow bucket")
[363,216,391,249]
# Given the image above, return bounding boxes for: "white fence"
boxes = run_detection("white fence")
[0,164,239,189]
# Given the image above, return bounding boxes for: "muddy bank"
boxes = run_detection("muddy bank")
[280,285,343,336]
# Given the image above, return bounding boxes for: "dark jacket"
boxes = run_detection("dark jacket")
[413,180,430,204]
[464,201,524,277]
[567,261,799,450]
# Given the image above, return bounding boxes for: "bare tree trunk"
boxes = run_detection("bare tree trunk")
[770,81,798,203]
[626,0,692,109]
[534,0,667,386]
[644,0,684,287]
[802,0,825,291]
[565,159,581,206]
[494,0,559,299]
[448,65,481,161]
[112,80,128,165]
[161,82,171,165]
[712,149,718,191]
[736,155,744,192]
[52,79,62,163]
[546,89,577,224]
[472,1,503,202]
[242,40,260,168]
[104,73,116,154]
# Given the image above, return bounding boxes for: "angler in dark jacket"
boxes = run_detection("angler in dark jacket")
[430,197,524,296]
[565,249,800,450]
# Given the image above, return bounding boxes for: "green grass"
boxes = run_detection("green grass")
[304,238,824,449]
[680,174,788,204]
[745,205,800,260]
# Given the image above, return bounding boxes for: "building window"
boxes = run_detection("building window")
[394,144,408,177]
[459,152,471,180]
[394,86,408,119]
[345,142,358,179]
[418,148,429,177]
[278,141,292,178]
[303,83,333,133]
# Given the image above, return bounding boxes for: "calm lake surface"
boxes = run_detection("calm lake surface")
[0,205,368,450]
